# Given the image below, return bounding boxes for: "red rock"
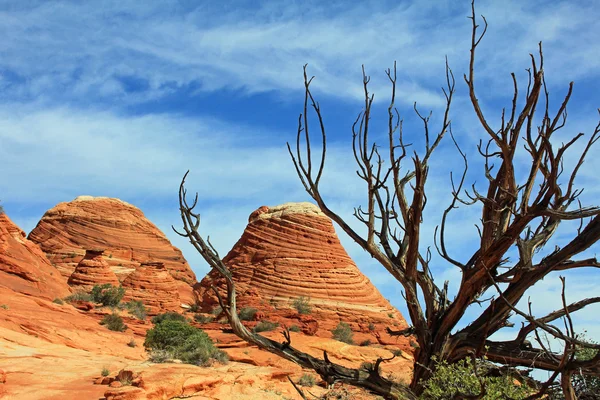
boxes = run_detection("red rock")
[122,261,180,315]
[197,202,411,344]
[109,381,122,388]
[71,300,95,311]
[0,213,70,300]
[68,249,120,290]
[28,196,196,303]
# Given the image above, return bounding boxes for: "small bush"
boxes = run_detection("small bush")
[210,305,223,315]
[144,320,227,366]
[368,322,375,331]
[149,349,172,363]
[64,291,91,302]
[331,322,353,344]
[387,312,394,318]
[238,307,257,321]
[360,339,371,347]
[253,321,279,333]
[101,367,110,377]
[0,304,7,310]
[188,303,200,313]
[292,296,312,315]
[124,300,147,320]
[52,298,64,305]
[298,373,316,387]
[392,349,403,357]
[194,314,214,324]
[151,312,186,325]
[90,284,125,307]
[100,312,127,332]
[420,357,532,400]
[127,339,136,347]
[288,325,301,332]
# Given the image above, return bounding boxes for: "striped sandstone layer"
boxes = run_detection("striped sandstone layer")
[0,213,70,299]
[68,249,120,290]
[28,196,195,304]
[122,261,180,315]
[197,202,410,344]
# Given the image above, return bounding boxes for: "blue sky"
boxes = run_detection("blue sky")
[1,0,600,361]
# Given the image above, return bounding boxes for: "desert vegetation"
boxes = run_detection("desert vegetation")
[145,312,228,366]
[100,312,127,332]
[292,296,312,315]
[176,1,600,398]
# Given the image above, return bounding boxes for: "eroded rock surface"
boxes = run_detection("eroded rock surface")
[68,249,120,290]
[197,202,411,346]
[122,261,180,315]
[28,196,195,303]
[0,213,70,299]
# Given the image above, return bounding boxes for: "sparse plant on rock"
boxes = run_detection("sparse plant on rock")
[253,320,279,333]
[64,291,91,302]
[292,296,312,315]
[151,311,186,325]
[101,367,110,377]
[144,319,227,366]
[100,312,127,332]
[127,339,136,348]
[331,322,354,345]
[124,300,147,320]
[194,314,214,324]
[238,307,257,321]
[298,373,316,387]
[359,339,371,347]
[90,284,124,307]
[288,325,301,332]
[52,298,64,305]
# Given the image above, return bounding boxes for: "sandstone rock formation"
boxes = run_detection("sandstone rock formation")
[197,202,410,345]
[0,213,70,299]
[28,196,196,303]
[121,261,180,315]
[68,249,120,290]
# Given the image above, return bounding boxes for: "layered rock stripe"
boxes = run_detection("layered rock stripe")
[68,249,120,290]
[0,213,70,299]
[198,202,408,339]
[122,261,180,315]
[28,196,196,303]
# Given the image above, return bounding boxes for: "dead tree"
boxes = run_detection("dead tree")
[177,2,600,398]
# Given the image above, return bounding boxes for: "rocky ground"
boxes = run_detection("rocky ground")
[0,197,414,399]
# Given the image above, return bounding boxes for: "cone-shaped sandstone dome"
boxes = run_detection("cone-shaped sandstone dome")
[122,261,180,315]
[67,249,120,289]
[198,202,408,341]
[28,196,196,303]
[0,213,70,299]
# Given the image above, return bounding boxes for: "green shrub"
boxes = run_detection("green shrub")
[64,291,92,302]
[52,298,64,305]
[549,335,600,399]
[292,296,312,315]
[391,349,403,357]
[0,304,8,310]
[188,303,200,313]
[151,311,186,325]
[194,314,214,324]
[331,322,353,344]
[210,305,223,315]
[124,300,147,320]
[420,357,532,400]
[144,319,227,366]
[253,321,279,333]
[298,373,315,387]
[360,339,371,347]
[90,284,125,307]
[238,307,257,321]
[288,325,301,332]
[368,322,375,331]
[127,339,136,347]
[101,367,110,377]
[100,312,127,332]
